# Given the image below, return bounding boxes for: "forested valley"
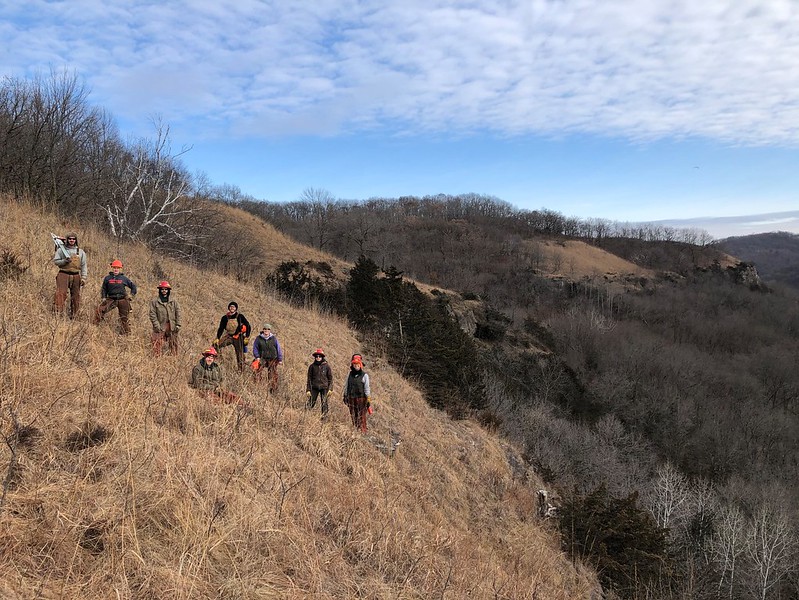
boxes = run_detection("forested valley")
[236,194,799,599]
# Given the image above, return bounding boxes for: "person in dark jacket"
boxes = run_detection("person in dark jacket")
[190,347,242,406]
[213,301,251,372]
[251,323,283,392]
[343,355,371,432]
[94,259,137,334]
[52,232,88,318]
[306,348,333,417]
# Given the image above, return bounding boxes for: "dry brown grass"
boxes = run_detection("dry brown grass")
[209,203,352,284]
[534,239,652,280]
[0,197,598,599]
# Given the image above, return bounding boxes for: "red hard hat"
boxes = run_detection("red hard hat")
[202,347,218,357]
[157,280,171,289]
[312,348,325,357]
[110,259,123,268]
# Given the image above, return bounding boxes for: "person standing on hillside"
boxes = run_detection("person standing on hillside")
[251,323,283,392]
[94,259,137,334]
[213,301,251,372]
[148,280,182,356]
[343,355,371,432]
[306,348,333,418]
[52,232,87,318]
[190,347,243,406]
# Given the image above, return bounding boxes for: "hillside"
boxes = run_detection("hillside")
[719,231,799,289]
[0,197,597,599]
[236,195,799,599]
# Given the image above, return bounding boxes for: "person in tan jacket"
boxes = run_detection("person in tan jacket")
[52,232,87,318]
[148,280,182,356]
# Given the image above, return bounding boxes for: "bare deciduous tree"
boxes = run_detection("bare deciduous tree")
[104,117,193,249]
[711,504,747,599]
[299,187,335,250]
[745,504,795,600]
[648,462,690,529]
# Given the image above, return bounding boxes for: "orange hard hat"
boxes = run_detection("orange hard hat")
[202,347,218,357]
[157,280,171,289]
[110,259,123,268]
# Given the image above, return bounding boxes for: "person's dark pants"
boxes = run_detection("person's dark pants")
[54,271,81,317]
[346,396,368,432]
[216,332,245,371]
[94,298,131,334]
[307,388,329,416]
[263,358,280,392]
[151,322,179,356]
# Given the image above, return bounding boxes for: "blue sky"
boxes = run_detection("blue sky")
[2,0,798,238]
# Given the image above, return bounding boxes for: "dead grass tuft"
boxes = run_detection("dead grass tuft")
[64,422,111,452]
[0,248,28,283]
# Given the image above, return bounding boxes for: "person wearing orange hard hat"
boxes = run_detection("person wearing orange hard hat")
[343,354,371,432]
[190,347,243,406]
[306,348,333,418]
[148,280,182,356]
[93,259,137,334]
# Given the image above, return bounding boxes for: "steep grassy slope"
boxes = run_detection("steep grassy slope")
[203,202,352,282]
[0,197,597,599]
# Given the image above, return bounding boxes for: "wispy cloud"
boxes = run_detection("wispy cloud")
[2,0,798,144]
[652,210,799,238]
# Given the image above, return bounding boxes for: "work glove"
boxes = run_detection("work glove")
[243,336,250,345]
[174,325,181,333]
[213,338,220,346]
[367,396,371,406]
[306,391,312,399]
[80,278,86,287]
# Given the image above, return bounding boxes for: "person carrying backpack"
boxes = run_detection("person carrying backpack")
[306,348,333,418]
[94,259,137,334]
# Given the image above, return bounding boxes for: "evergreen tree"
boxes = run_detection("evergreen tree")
[346,255,383,324]
[559,485,671,597]
[344,257,486,417]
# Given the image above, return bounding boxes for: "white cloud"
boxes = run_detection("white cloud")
[2,0,799,144]
[652,211,799,238]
